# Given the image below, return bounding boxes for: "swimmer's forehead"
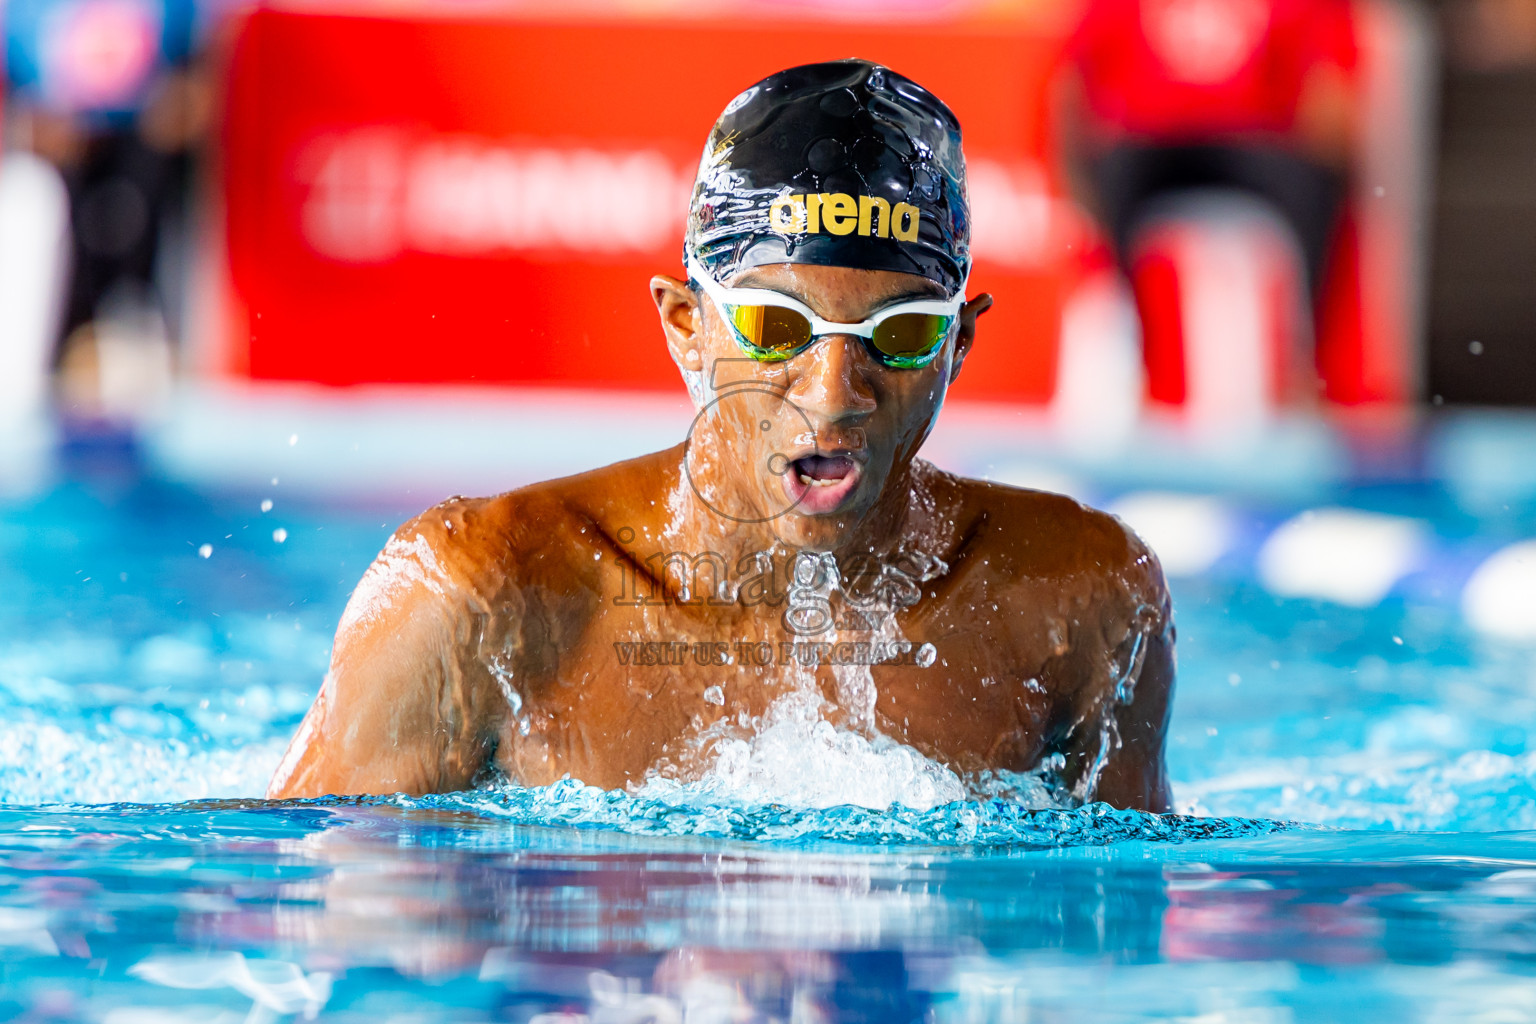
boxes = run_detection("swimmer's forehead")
[730,263,947,306]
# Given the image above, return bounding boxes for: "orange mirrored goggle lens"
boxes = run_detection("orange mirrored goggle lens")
[729,304,814,357]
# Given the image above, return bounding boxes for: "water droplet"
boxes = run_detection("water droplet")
[272,529,288,544]
[703,685,724,706]
[198,544,213,559]
[288,434,298,446]
[260,499,273,513]
[915,643,937,668]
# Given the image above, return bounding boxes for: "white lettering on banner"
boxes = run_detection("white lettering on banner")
[296,131,690,263]
[294,129,1055,269]
[404,142,686,255]
[295,128,407,264]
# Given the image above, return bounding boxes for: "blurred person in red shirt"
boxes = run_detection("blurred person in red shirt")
[1058,0,1360,402]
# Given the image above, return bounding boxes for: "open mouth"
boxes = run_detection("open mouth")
[783,454,862,514]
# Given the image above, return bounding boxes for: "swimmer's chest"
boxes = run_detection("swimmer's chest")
[517,574,1086,779]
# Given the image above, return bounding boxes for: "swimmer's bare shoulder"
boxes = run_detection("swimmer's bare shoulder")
[266,469,614,800]
[945,469,1175,812]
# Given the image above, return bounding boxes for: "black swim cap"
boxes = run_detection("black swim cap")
[686,59,971,294]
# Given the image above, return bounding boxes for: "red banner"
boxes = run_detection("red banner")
[216,3,1078,400]
[214,1,1413,405]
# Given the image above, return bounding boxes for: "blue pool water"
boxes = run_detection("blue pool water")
[5,427,1536,1021]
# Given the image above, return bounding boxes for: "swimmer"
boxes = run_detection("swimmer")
[268,60,1175,811]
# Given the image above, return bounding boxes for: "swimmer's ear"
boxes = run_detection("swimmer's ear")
[651,274,704,373]
[949,293,992,383]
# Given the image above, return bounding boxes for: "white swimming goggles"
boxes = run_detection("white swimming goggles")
[686,257,968,370]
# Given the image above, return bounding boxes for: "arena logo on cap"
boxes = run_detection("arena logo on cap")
[768,193,922,243]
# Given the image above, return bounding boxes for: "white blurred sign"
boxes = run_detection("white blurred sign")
[294,128,1056,269]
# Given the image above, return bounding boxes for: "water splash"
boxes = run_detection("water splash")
[0,715,286,805]
[639,546,975,808]
[637,690,970,811]
[411,778,1294,848]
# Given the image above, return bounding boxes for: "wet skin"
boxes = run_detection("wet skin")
[269,264,1175,811]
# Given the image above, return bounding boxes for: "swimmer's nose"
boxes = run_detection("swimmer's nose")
[789,333,877,423]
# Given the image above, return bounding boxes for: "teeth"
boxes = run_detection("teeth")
[798,474,841,488]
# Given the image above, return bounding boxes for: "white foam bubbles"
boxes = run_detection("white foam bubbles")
[637,692,966,812]
[0,716,285,804]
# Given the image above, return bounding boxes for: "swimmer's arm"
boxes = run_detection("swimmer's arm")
[1085,627,1176,813]
[266,536,500,800]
